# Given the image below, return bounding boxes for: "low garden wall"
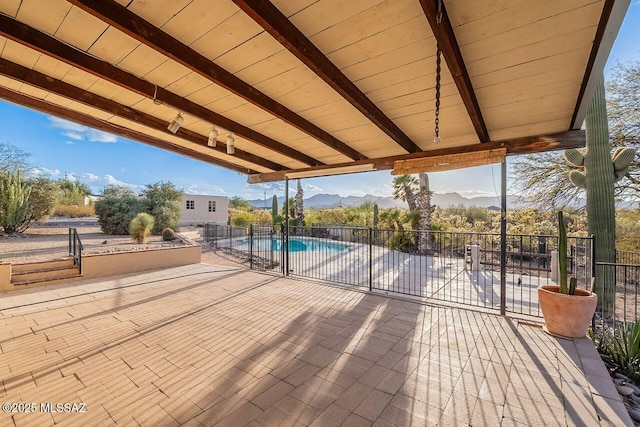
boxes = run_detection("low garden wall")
[0,263,11,291]
[82,244,201,279]
[0,244,201,292]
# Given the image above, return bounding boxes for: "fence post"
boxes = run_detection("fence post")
[281,224,285,275]
[499,160,507,316]
[249,224,254,270]
[285,221,290,276]
[369,227,373,291]
[591,234,596,281]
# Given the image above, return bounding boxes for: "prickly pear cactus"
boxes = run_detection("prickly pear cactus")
[564,77,636,311]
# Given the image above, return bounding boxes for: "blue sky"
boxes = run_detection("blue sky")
[1,2,639,201]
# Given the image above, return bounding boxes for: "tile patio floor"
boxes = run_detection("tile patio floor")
[0,264,632,426]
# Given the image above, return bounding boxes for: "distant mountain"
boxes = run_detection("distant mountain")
[247,192,522,209]
[245,192,629,210]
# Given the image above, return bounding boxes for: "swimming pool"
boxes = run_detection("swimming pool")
[239,237,350,253]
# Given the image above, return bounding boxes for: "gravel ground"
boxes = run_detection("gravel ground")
[0,221,246,269]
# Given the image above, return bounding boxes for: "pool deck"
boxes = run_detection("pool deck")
[0,264,632,426]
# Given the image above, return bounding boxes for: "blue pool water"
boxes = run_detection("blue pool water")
[240,238,350,253]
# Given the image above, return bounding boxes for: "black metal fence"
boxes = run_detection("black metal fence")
[617,249,640,266]
[203,223,594,317]
[594,262,640,332]
[68,227,83,274]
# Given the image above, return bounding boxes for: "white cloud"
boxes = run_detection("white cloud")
[48,116,118,143]
[185,184,226,196]
[27,166,62,178]
[65,141,74,145]
[87,130,118,143]
[70,173,144,194]
[456,190,498,199]
[82,173,100,182]
[49,117,86,132]
[303,183,322,192]
[248,182,286,193]
[63,131,84,141]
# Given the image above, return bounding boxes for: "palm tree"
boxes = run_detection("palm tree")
[415,174,433,254]
[392,175,418,211]
[392,173,433,253]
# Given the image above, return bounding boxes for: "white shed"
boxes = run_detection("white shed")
[179,195,228,226]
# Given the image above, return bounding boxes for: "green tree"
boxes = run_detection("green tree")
[23,177,60,229]
[102,185,136,198]
[0,143,30,173]
[58,179,91,205]
[511,61,640,207]
[141,181,182,234]
[230,196,253,210]
[392,175,418,211]
[95,194,145,235]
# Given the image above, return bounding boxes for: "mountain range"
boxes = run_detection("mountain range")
[247,192,524,210]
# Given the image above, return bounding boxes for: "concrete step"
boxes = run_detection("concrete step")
[11,265,80,282]
[12,274,83,288]
[11,258,75,273]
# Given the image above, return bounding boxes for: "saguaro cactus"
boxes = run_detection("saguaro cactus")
[271,195,278,224]
[373,203,379,228]
[564,77,635,310]
[295,179,304,227]
[557,211,577,295]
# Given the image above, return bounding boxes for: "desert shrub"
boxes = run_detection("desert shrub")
[162,228,177,241]
[147,199,180,234]
[130,213,155,244]
[387,231,415,252]
[231,210,254,227]
[593,322,640,383]
[95,196,145,235]
[53,204,95,218]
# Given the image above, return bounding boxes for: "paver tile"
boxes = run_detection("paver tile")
[0,265,631,426]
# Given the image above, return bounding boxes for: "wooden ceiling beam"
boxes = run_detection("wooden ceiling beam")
[0,58,284,172]
[67,0,367,162]
[248,130,585,182]
[570,0,616,129]
[232,0,422,154]
[0,87,256,174]
[419,0,490,143]
[0,14,321,168]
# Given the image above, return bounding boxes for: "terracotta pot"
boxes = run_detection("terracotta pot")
[538,285,598,338]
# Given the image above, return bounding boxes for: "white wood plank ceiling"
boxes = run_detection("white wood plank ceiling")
[0,0,628,181]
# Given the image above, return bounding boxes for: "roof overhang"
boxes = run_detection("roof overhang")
[0,0,629,181]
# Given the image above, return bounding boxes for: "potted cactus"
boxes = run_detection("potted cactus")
[537,211,598,338]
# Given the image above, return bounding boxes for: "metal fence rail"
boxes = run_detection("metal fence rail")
[594,262,640,331]
[205,223,595,317]
[617,249,640,266]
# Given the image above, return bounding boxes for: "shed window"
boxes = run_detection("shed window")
[186,200,195,210]
[208,201,216,212]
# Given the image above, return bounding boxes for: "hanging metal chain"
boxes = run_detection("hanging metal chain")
[434,0,443,143]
